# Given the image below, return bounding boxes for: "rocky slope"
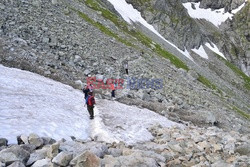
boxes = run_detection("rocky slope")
[0,125,250,167]
[0,0,249,133]
[126,0,250,76]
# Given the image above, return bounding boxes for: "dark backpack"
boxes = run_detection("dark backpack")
[87,96,95,106]
[85,95,90,105]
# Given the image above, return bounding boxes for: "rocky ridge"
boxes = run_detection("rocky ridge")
[126,0,250,76]
[0,125,250,167]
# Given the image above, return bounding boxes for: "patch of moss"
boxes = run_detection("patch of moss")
[232,105,250,120]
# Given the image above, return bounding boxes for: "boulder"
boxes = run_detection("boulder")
[0,162,5,167]
[235,144,250,156]
[31,159,51,167]
[69,151,100,167]
[52,152,73,166]
[0,138,8,147]
[27,147,49,166]
[74,80,83,89]
[41,137,56,145]
[8,161,25,167]
[0,145,30,165]
[28,134,44,148]
[47,143,60,159]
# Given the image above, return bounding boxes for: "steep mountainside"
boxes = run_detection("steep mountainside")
[0,0,249,133]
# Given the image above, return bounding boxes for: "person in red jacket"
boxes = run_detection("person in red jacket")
[111,83,116,99]
[86,92,95,119]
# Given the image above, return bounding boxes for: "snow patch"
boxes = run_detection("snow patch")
[107,0,193,61]
[0,65,181,145]
[192,45,209,59]
[205,43,227,59]
[0,65,90,144]
[93,99,182,145]
[183,1,247,27]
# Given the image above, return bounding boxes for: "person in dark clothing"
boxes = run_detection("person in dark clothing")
[86,92,95,119]
[124,61,128,75]
[111,83,115,99]
[83,85,90,99]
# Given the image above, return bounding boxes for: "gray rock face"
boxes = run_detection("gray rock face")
[0,146,30,165]
[52,152,73,166]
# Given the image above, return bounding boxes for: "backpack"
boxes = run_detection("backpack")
[87,96,95,106]
[85,95,89,105]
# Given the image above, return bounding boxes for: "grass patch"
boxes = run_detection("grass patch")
[225,61,250,90]
[197,75,217,90]
[232,105,250,120]
[215,54,250,90]
[154,44,189,70]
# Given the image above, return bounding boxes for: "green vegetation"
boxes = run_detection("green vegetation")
[153,44,189,70]
[225,61,250,90]
[197,75,217,90]
[215,53,250,90]
[232,105,250,120]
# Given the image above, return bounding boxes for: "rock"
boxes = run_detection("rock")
[17,136,24,145]
[27,147,49,166]
[0,162,5,167]
[74,80,83,89]
[107,148,122,157]
[84,69,91,76]
[0,145,30,165]
[20,135,29,144]
[51,0,58,5]
[52,152,73,166]
[211,160,233,167]
[32,0,41,7]
[20,144,36,153]
[70,151,100,167]
[42,37,50,43]
[235,144,250,156]
[0,139,8,147]
[95,74,104,82]
[31,158,51,167]
[47,143,60,159]
[42,137,56,145]
[8,161,25,167]
[28,134,44,148]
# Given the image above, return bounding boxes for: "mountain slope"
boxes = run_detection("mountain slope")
[0,0,249,133]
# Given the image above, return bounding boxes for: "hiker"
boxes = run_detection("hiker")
[86,92,95,119]
[82,85,90,99]
[111,82,116,99]
[124,61,128,75]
